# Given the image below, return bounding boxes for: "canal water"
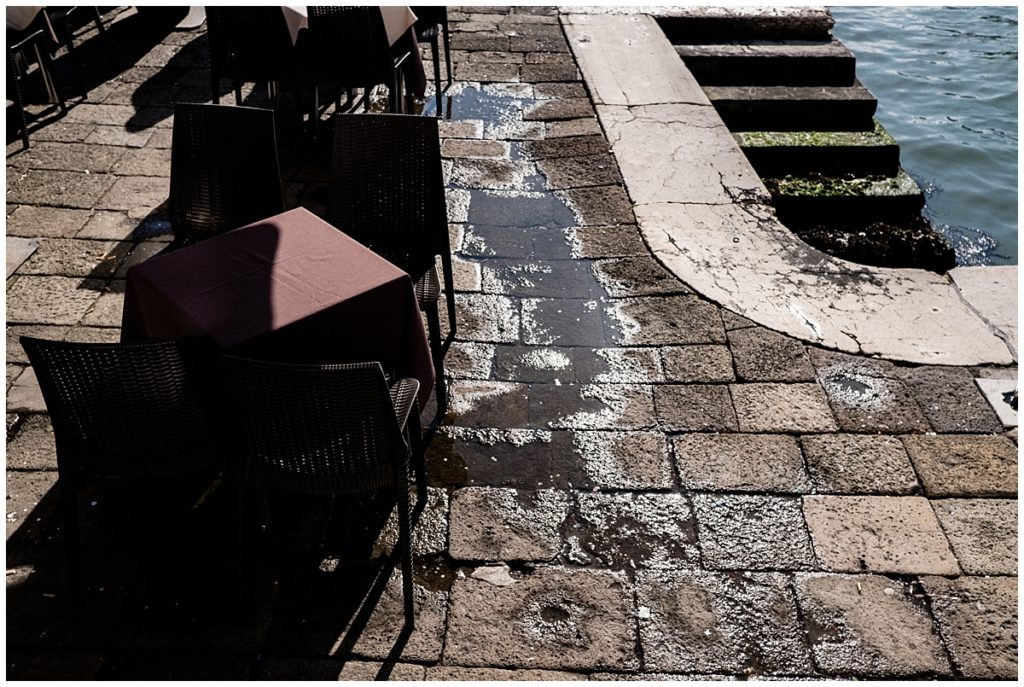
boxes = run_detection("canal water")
[829,5,1018,265]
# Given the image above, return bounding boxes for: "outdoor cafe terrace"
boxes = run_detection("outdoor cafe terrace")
[5,5,1018,681]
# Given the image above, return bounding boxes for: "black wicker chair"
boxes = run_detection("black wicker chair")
[224,357,424,628]
[7,24,67,148]
[206,6,294,105]
[305,6,410,136]
[46,6,114,96]
[19,336,223,606]
[168,102,284,247]
[413,7,451,117]
[328,113,456,431]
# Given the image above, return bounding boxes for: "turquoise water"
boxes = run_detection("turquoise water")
[829,6,1018,265]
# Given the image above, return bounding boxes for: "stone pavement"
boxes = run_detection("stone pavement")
[5,6,1018,680]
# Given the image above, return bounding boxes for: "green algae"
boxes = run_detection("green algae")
[734,119,897,148]
[764,169,920,198]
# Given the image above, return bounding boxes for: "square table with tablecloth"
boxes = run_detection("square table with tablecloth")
[121,207,435,408]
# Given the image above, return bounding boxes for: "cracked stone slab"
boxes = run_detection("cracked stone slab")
[606,296,725,346]
[572,430,673,490]
[592,257,689,297]
[445,567,639,671]
[567,492,700,569]
[795,573,951,677]
[920,575,1018,679]
[975,376,1018,428]
[561,14,710,106]
[800,435,919,495]
[692,494,816,571]
[636,569,814,676]
[449,488,570,562]
[931,499,1017,575]
[728,326,815,382]
[731,383,837,433]
[803,496,959,575]
[673,434,809,493]
[950,265,1017,359]
[901,434,1017,497]
[598,103,768,206]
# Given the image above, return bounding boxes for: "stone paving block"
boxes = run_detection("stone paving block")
[572,430,674,490]
[731,383,838,433]
[795,573,951,677]
[449,293,520,342]
[521,64,581,82]
[607,296,726,346]
[803,496,959,574]
[7,169,117,208]
[693,494,815,571]
[493,346,574,383]
[110,147,172,177]
[20,238,127,279]
[445,567,639,671]
[451,31,510,52]
[568,492,700,569]
[114,241,168,278]
[721,309,757,331]
[530,383,656,431]
[455,61,521,83]
[558,185,635,226]
[6,414,56,471]
[920,575,1017,679]
[449,487,570,561]
[522,134,608,161]
[30,121,96,143]
[446,341,496,379]
[662,345,735,383]
[6,469,58,540]
[546,118,603,138]
[6,324,69,364]
[6,205,91,238]
[6,276,103,325]
[7,141,125,174]
[537,154,621,190]
[673,434,809,493]
[427,666,585,680]
[572,348,660,385]
[567,225,647,259]
[75,211,137,240]
[451,50,523,64]
[901,434,1017,497]
[468,189,576,228]
[899,366,1003,433]
[368,487,449,559]
[637,569,814,676]
[592,257,688,297]
[462,225,569,260]
[533,82,587,100]
[429,428,583,489]
[442,139,510,159]
[728,326,815,382]
[81,281,125,328]
[95,176,169,213]
[440,119,485,139]
[63,326,121,345]
[654,385,738,432]
[801,434,919,494]
[84,126,154,148]
[448,380,529,428]
[931,499,1017,575]
[811,349,929,432]
[481,259,600,298]
[524,98,593,122]
[510,35,569,54]
[143,128,174,149]
[522,298,607,347]
[974,377,1018,428]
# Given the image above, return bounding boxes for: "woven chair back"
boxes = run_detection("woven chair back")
[328,113,448,282]
[307,6,396,88]
[169,103,284,244]
[20,337,220,476]
[206,6,293,84]
[224,358,408,496]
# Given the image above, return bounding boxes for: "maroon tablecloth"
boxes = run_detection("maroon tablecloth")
[121,207,434,408]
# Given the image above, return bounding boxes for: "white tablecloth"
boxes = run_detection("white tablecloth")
[280,6,417,46]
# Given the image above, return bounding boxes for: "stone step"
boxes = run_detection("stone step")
[734,120,901,176]
[676,39,856,86]
[656,8,834,43]
[705,82,877,131]
[764,169,926,228]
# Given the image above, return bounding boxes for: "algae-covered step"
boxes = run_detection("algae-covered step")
[734,120,900,176]
[704,82,877,131]
[764,169,925,228]
[676,39,856,86]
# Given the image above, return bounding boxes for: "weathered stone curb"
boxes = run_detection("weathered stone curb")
[561,11,1016,367]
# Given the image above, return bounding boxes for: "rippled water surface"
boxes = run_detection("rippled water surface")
[830,6,1018,264]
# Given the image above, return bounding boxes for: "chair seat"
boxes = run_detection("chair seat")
[413,265,440,307]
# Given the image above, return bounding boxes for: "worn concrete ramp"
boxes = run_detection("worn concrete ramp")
[562,12,1015,366]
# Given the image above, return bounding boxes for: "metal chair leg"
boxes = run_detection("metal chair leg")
[395,469,415,630]
[430,36,441,117]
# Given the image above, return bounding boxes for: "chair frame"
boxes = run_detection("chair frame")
[206,6,294,106]
[413,6,452,117]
